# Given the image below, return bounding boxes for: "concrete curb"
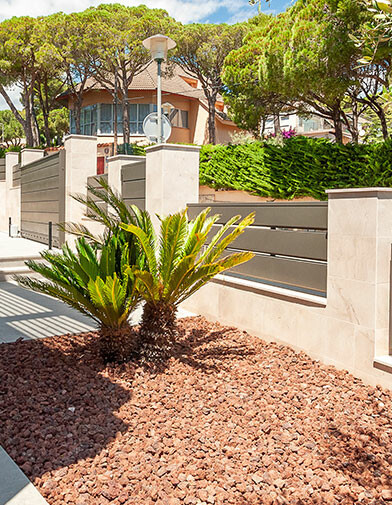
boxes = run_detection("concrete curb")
[0,447,49,505]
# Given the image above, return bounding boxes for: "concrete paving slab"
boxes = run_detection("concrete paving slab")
[0,447,48,505]
[0,233,48,260]
[0,282,95,343]
[0,281,194,344]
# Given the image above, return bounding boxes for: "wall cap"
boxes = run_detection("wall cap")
[107,155,145,163]
[145,143,201,154]
[64,134,97,141]
[21,148,45,154]
[214,273,327,307]
[326,188,392,198]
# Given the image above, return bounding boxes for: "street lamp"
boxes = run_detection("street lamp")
[143,34,176,143]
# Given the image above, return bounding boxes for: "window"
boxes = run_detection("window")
[280,115,290,123]
[100,104,112,134]
[129,103,153,134]
[70,103,187,136]
[168,108,189,128]
[81,105,97,135]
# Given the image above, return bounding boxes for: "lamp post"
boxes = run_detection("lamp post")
[143,34,176,143]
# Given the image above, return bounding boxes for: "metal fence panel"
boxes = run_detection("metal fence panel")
[121,160,146,210]
[188,202,328,295]
[20,152,65,247]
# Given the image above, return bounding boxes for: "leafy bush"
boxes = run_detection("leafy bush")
[199,137,392,200]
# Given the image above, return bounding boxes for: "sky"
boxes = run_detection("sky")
[0,0,290,110]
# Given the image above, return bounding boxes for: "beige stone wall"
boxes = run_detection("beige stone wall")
[4,152,21,233]
[183,188,392,390]
[0,180,6,231]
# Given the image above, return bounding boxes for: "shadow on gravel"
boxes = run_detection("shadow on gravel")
[325,425,392,491]
[140,321,257,374]
[0,333,133,482]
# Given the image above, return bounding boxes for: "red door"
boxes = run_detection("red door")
[97,156,105,175]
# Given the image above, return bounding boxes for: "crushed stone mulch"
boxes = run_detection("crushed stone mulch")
[1,316,392,505]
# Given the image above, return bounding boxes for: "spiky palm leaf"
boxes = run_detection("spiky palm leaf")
[122,208,255,307]
[15,237,139,330]
[121,207,255,360]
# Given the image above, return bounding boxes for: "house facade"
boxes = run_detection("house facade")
[264,112,366,143]
[58,63,240,146]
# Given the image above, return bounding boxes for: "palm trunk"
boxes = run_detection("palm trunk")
[98,323,137,363]
[139,302,177,361]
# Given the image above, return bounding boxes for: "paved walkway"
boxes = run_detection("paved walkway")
[0,281,95,343]
[0,232,48,260]
[0,281,193,344]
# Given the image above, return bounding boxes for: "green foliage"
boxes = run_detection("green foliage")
[223,0,371,143]
[36,107,69,146]
[199,137,392,200]
[0,110,24,147]
[122,208,255,307]
[15,237,139,329]
[117,143,146,156]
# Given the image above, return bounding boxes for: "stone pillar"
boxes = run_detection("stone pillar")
[107,155,144,194]
[326,188,392,375]
[145,144,200,225]
[20,148,44,167]
[63,135,97,244]
[5,152,21,231]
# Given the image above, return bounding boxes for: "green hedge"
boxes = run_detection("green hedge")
[199,137,392,200]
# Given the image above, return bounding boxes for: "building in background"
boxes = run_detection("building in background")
[264,112,367,143]
[58,62,239,146]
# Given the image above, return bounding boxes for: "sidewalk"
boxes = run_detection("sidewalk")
[0,233,47,260]
[0,282,95,343]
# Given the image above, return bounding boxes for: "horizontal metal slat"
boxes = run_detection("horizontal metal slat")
[122,180,145,199]
[229,226,327,261]
[122,161,146,182]
[188,202,328,230]
[226,250,327,293]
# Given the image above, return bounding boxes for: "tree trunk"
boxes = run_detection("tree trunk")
[138,302,177,362]
[332,107,343,144]
[0,83,28,138]
[74,95,83,135]
[273,114,281,135]
[207,98,217,145]
[122,91,130,146]
[99,323,138,363]
[377,108,389,140]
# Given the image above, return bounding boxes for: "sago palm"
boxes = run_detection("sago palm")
[122,208,255,361]
[60,176,153,273]
[15,236,140,362]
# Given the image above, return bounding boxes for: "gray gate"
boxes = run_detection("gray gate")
[121,160,146,210]
[20,151,65,247]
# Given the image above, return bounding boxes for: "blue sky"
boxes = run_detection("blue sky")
[0,0,290,25]
[0,0,291,109]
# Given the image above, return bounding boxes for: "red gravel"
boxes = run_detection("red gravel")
[1,316,392,505]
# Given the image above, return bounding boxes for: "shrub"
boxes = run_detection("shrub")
[199,137,392,200]
[122,208,254,362]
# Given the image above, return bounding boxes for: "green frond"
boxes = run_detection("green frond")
[121,222,158,276]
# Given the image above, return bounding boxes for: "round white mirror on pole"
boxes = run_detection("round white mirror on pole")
[143,112,172,143]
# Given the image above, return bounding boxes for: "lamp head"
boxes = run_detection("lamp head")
[143,34,176,62]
